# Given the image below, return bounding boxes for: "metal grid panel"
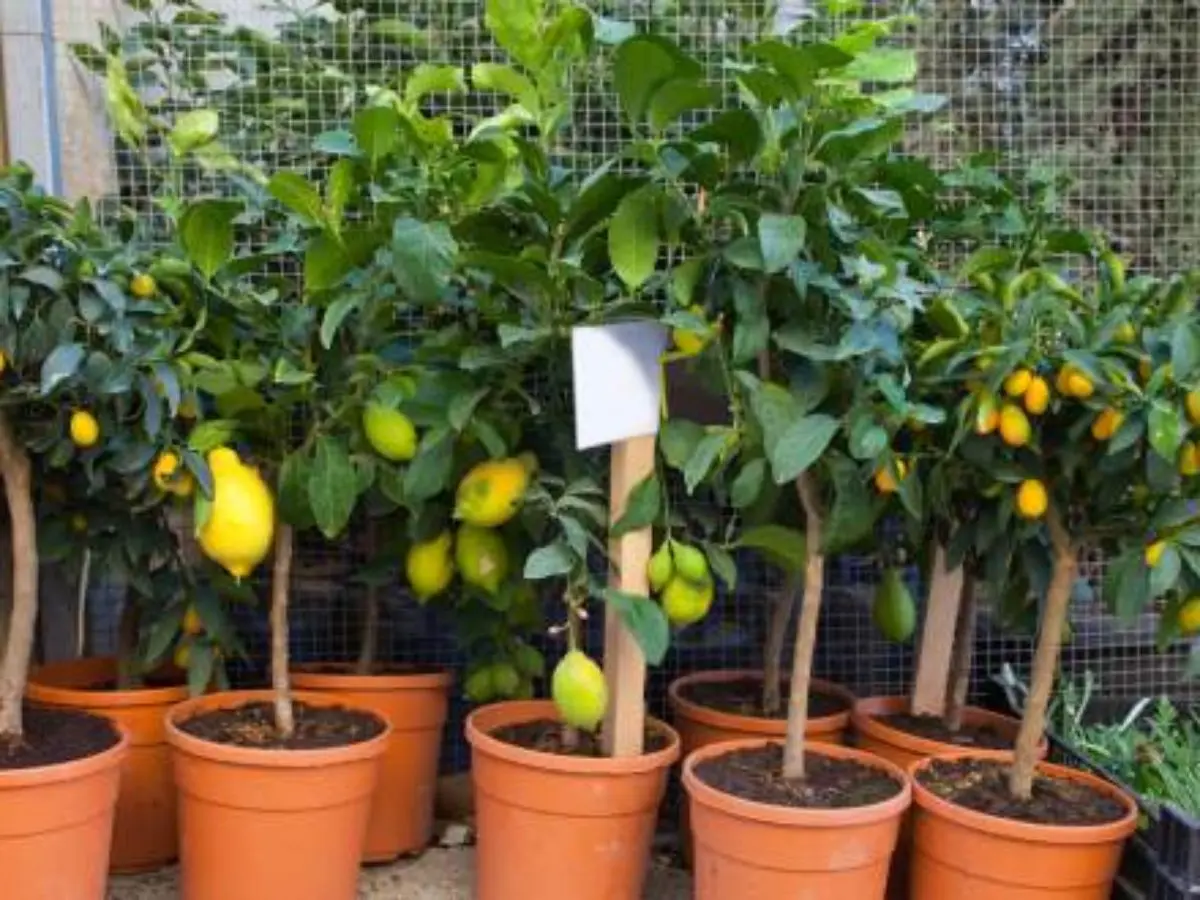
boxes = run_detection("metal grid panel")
[74,0,1200,770]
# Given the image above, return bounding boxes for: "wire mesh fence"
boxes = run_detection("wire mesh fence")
[67,0,1200,769]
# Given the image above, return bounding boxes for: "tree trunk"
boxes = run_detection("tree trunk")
[115,597,143,690]
[782,473,825,780]
[356,521,380,676]
[762,576,798,716]
[0,411,37,742]
[271,523,295,738]
[943,577,977,732]
[1009,509,1076,799]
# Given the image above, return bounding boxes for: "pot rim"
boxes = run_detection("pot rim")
[165,689,391,768]
[909,751,1138,844]
[668,669,855,735]
[27,656,189,709]
[852,695,1045,758]
[0,716,130,787]
[290,663,454,692]
[682,736,912,827]
[466,699,681,775]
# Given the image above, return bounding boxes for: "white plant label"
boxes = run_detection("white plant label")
[570,322,668,450]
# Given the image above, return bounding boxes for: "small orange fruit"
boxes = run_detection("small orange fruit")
[1016,479,1048,520]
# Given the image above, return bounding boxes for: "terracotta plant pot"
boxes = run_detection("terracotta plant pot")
[669,670,855,752]
[909,753,1137,899]
[0,719,128,899]
[167,690,389,900]
[466,699,680,900]
[852,695,1044,771]
[291,664,452,862]
[669,669,855,863]
[682,738,911,899]
[27,656,187,873]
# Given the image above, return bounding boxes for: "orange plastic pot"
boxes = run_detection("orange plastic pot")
[27,656,187,873]
[669,670,855,752]
[291,664,452,862]
[0,720,128,899]
[909,753,1137,899]
[852,695,1045,771]
[466,700,680,900]
[167,690,389,900]
[682,738,911,899]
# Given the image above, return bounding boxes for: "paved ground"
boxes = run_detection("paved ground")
[107,848,693,899]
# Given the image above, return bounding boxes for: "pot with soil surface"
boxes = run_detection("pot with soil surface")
[27,656,187,873]
[166,690,388,900]
[909,753,1137,898]
[466,700,680,900]
[291,663,453,862]
[0,707,129,898]
[682,738,911,898]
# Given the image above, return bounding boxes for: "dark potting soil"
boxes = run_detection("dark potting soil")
[178,701,385,750]
[917,758,1128,826]
[694,743,903,809]
[679,677,848,720]
[0,706,120,770]
[491,719,671,757]
[879,712,1014,750]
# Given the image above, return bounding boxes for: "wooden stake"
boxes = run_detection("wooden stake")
[910,544,964,717]
[601,434,656,758]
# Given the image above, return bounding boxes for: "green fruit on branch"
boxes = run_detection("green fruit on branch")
[197,447,276,580]
[872,568,916,643]
[490,662,521,697]
[661,575,714,627]
[647,541,674,593]
[465,667,495,703]
[406,531,454,601]
[551,650,608,732]
[456,524,510,594]
[362,403,419,462]
[670,541,710,584]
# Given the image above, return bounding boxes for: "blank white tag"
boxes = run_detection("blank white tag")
[571,322,668,450]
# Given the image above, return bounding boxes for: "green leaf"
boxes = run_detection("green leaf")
[769,414,838,484]
[849,416,888,460]
[730,458,767,509]
[353,106,403,166]
[690,109,762,164]
[325,159,357,230]
[187,643,215,698]
[472,63,539,111]
[704,543,737,590]
[671,257,704,307]
[661,419,706,471]
[612,473,661,537]
[320,295,358,348]
[736,525,807,574]
[305,234,353,293]
[404,64,466,106]
[268,172,324,226]
[843,48,918,84]
[524,540,575,579]
[392,218,458,304]
[1148,401,1183,463]
[404,433,454,504]
[168,109,219,157]
[1104,549,1150,620]
[484,0,542,69]
[731,280,768,364]
[179,200,241,280]
[748,40,853,97]
[609,189,660,290]
[20,266,64,292]
[1149,545,1182,599]
[613,35,699,126]
[40,343,85,394]
[684,431,727,494]
[647,78,719,132]
[306,438,358,539]
[758,214,806,273]
[816,117,904,165]
[602,588,669,664]
[1171,321,1200,381]
[143,610,182,668]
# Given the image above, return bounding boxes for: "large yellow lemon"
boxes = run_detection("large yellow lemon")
[196,447,275,580]
[454,457,531,528]
[406,531,454,601]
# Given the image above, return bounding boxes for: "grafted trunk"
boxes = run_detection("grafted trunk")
[943,577,977,732]
[271,523,295,738]
[782,473,824,780]
[0,411,37,742]
[356,522,381,675]
[762,577,798,715]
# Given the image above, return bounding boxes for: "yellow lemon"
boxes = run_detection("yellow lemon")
[0,349,7,375]
[551,650,608,732]
[455,524,510,595]
[1090,408,1124,442]
[1138,357,1153,384]
[454,457,531,528]
[1179,597,1200,636]
[1066,371,1095,399]
[661,575,715,627]
[671,305,713,357]
[976,392,1000,435]
[130,273,157,298]
[153,450,195,497]
[363,403,419,462]
[874,459,908,494]
[173,643,190,669]
[1004,368,1033,398]
[1016,479,1048,520]
[999,404,1032,447]
[182,605,204,636]
[1181,442,1200,477]
[406,531,454,601]
[69,410,100,448]
[197,447,275,580]
[1145,540,1167,568]
[1023,376,1051,416]
[1114,322,1137,344]
[670,541,710,584]
[70,513,88,533]
[1187,391,1200,426]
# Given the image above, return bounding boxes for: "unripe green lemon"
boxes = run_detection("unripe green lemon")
[872,568,916,642]
[455,524,510,595]
[363,404,418,462]
[647,541,674,593]
[551,650,608,732]
[670,541,709,584]
[406,531,454,600]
